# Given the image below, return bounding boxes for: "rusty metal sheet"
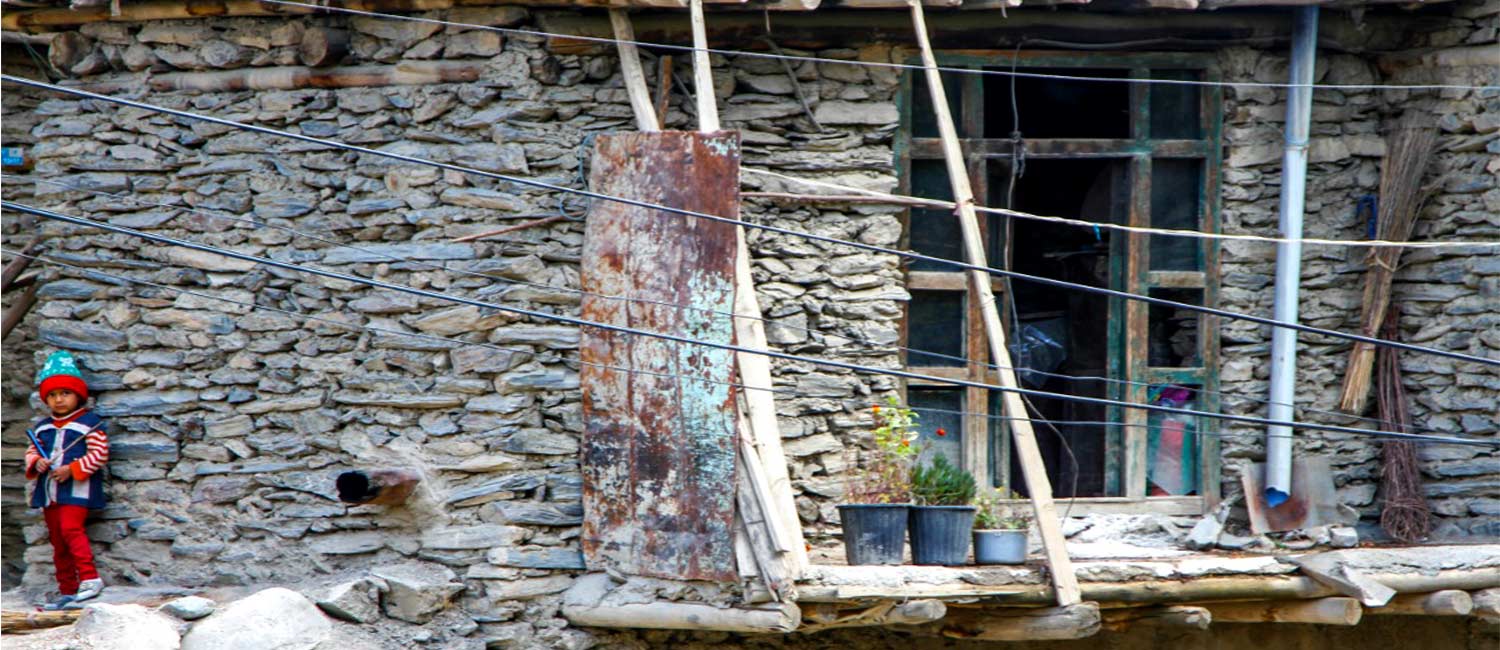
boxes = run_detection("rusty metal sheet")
[579,131,741,582]
[1242,458,1341,534]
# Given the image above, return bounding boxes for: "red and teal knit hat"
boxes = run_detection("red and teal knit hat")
[36,350,88,401]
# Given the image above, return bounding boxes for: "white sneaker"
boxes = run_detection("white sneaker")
[73,578,104,603]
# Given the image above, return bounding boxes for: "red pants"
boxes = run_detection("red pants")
[43,505,97,595]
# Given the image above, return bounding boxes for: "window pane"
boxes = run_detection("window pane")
[983,67,1131,139]
[1147,384,1200,496]
[907,290,965,367]
[1148,288,1203,367]
[1149,158,1204,271]
[1150,70,1203,140]
[912,70,965,138]
[909,159,964,272]
[909,388,963,470]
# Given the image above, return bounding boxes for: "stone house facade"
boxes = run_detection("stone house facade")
[0,1,1496,647]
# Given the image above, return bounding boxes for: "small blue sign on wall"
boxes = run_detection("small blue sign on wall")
[1,147,22,166]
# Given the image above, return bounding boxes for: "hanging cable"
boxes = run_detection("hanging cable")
[5,75,1491,370]
[6,199,1495,449]
[6,244,1488,451]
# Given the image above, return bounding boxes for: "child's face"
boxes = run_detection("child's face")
[45,389,81,417]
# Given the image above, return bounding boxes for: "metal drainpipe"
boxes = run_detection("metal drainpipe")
[1265,6,1319,509]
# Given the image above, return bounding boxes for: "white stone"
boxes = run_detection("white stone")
[370,562,466,624]
[75,603,182,650]
[180,587,331,650]
[316,578,383,624]
[160,595,216,621]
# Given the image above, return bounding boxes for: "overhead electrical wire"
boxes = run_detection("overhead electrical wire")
[5,74,1492,370]
[250,0,1500,93]
[5,244,1419,451]
[17,175,1447,437]
[5,200,1496,450]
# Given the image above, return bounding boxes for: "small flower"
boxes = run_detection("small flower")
[900,440,909,447]
[936,428,947,437]
[872,405,881,413]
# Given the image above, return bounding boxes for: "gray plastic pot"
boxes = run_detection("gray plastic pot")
[908,505,975,566]
[838,503,910,565]
[973,528,1028,565]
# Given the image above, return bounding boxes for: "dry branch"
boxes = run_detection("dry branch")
[450,215,570,242]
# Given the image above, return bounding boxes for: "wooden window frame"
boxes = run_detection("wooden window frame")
[895,52,1225,515]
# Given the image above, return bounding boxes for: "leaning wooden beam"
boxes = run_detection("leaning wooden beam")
[1369,590,1473,616]
[941,603,1101,641]
[734,421,796,600]
[1,241,43,292]
[1100,605,1211,631]
[906,0,1080,608]
[799,599,946,633]
[2,282,39,340]
[563,574,800,633]
[1206,597,1363,626]
[608,9,660,133]
[688,0,719,132]
[88,62,484,93]
[1473,588,1500,621]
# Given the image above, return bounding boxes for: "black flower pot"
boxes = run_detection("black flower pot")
[838,503,910,565]
[908,505,976,566]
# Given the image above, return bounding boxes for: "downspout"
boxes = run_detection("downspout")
[1264,6,1319,508]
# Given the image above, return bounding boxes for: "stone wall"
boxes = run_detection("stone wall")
[1213,5,1500,539]
[0,3,1496,648]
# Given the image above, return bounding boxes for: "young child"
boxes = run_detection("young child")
[23,350,108,610]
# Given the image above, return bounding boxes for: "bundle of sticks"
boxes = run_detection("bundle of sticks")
[1338,113,1439,413]
[1375,309,1431,543]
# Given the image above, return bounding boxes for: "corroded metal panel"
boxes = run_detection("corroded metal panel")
[579,131,741,582]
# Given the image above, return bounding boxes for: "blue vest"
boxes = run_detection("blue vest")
[30,412,108,510]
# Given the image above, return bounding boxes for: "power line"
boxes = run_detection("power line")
[745,168,1500,250]
[250,0,1500,93]
[7,200,1495,449]
[5,75,1491,370]
[6,244,1484,450]
[18,175,1435,436]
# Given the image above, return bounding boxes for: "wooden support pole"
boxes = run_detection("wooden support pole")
[608,9,659,133]
[1,241,42,292]
[1472,588,1500,620]
[1206,597,1363,625]
[654,55,675,129]
[941,603,1101,641]
[906,0,1080,608]
[1100,605,1211,631]
[1370,590,1474,616]
[688,0,719,132]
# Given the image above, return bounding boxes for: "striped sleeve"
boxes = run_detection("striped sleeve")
[24,440,43,479]
[69,427,109,480]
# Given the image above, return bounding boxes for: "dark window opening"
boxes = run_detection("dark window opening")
[907,290,966,366]
[1150,158,1204,271]
[982,67,1132,139]
[1150,70,1204,140]
[1148,288,1203,368]
[910,388,964,470]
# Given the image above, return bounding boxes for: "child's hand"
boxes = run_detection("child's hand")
[48,464,71,482]
[32,457,50,473]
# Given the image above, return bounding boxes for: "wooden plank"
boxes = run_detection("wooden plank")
[941,603,1101,641]
[1147,270,1206,288]
[1123,152,1151,499]
[608,9,660,133]
[688,0,719,132]
[735,236,810,575]
[907,0,1080,608]
[735,435,794,599]
[1100,605,1210,631]
[579,131,743,582]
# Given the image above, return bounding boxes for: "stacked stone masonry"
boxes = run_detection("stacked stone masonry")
[0,4,1495,648]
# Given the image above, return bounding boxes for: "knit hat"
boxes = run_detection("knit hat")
[36,350,88,402]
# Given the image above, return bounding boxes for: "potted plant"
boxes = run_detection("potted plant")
[838,397,920,565]
[972,488,1031,565]
[908,454,977,566]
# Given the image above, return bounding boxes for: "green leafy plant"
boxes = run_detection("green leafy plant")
[974,488,1030,530]
[910,454,977,506]
[845,396,921,504]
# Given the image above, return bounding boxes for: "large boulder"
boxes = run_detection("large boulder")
[74,603,181,650]
[180,587,331,650]
[370,562,465,624]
